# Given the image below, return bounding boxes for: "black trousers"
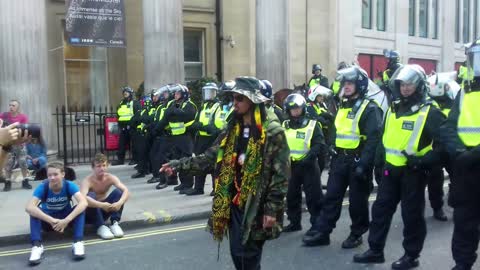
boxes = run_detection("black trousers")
[286,159,323,226]
[192,135,216,191]
[313,154,372,236]
[149,136,168,178]
[368,166,427,258]
[169,134,194,188]
[229,205,265,270]
[451,166,480,268]
[117,126,131,162]
[426,165,445,210]
[133,131,149,174]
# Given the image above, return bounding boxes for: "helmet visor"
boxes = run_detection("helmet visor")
[336,67,359,83]
[202,87,217,101]
[390,66,422,90]
[467,46,480,77]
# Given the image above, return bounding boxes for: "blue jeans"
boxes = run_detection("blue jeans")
[86,189,124,228]
[30,207,85,243]
[27,156,47,171]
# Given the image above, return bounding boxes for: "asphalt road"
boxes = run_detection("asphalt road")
[0,200,461,270]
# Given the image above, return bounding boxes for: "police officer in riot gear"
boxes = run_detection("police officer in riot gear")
[441,39,480,270]
[308,64,329,89]
[160,84,197,193]
[303,66,383,249]
[260,80,286,122]
[184,82,220,195]
[282,93,325,233]
[112,86,141,166]
[147,85,175,185]
[425,76,458,221]
[353,65,446,270]
[382,50,403,104]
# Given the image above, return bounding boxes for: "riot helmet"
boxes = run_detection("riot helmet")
[260,80,273,99]
[384,49,400,68]
[312,64,322,75]
[202,82,218,101]
[307,85,333,102]
[389,64,428,104]
[121,86,134,99]
[283,93,307,117]
[335,66,369,97]
[466,39,480,80]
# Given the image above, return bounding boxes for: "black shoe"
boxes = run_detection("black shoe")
[433,208,448,221]
[353,249,385,264]
[173,184,186,191]
[302,231,330,246]
[185,189,204,196]
[3,181,12,192]
[283,223,302,233]
[209,190,215,196]
[178,186,193,194]
[128,160,136,166]
[147,177,160,184]
[22,179,32,189]
[156,182,168,189]
[167,177,178,185]
[131,172,146,179]
[391,254,419,270]
[111,160,124,166]
[305,227,317,237]
[452,264,472,270]
[341,234,363,249]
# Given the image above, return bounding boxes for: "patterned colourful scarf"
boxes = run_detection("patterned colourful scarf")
[211,105,266,242]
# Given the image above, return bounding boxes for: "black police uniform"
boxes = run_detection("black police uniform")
[285,117,325,230]
[441,87,480,270]
[303,98,383,247]
[365,102,446,261]
[116,98,141,164]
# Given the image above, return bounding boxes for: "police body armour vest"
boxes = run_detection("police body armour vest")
[335,99,370,149]
[117,100,134,122]
[198,102,220,136]
[167,100,197,136]
[383,105,432,166]
[458,90,480,147]
[283,119,317,161]
[214,105,234,130]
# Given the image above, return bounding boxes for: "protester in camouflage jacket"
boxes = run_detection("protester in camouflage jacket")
[161,77,290,269]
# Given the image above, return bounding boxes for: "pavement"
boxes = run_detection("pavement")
[0,163,217,246]
[0,204,458,269]
[0,163,448,248]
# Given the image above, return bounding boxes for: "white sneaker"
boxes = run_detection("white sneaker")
[72,241,85,260]
[29,245,44,265]
[109,221,124,238]
[97,225,114,240]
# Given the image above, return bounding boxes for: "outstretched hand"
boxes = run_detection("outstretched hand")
[159,163,175,176]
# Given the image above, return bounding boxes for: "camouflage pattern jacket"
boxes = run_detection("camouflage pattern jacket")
[171,111,290,244]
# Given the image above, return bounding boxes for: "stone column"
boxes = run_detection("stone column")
[143,0,184,90]
[256,0,290,90]
[0,1,52,146]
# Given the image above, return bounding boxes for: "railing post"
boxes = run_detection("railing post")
[61,105,68,166]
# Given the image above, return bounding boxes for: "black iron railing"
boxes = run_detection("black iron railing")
[53,106,131,165]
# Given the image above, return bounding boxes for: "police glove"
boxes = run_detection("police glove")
[203,124,217,135]
[328,145,338,157]
[402,151,427,170]
[455,147,480,170]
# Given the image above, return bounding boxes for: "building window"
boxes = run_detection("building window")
[455,0,460,42]
[63,35,108,111]
[432,0,438,39]
[409,0,416,36]
[362,0,372,29]
[464,0,471,42]
[419,0,428,38]
[184,29,205,82]
[377,0,386,31]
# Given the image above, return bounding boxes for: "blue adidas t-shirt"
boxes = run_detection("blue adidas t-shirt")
[33,180,80,212]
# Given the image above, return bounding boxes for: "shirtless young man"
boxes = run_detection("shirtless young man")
[80,153,130,240]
